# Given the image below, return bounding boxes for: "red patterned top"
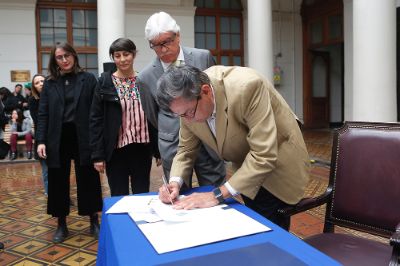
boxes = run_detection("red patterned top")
[112,74,150,148]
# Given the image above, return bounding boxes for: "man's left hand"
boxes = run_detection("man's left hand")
[173,192,219,210]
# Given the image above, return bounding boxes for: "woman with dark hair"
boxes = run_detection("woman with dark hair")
[36,42,102,243]
[90,37,160,196]
[9,108,33,160]
[29,74,48,194]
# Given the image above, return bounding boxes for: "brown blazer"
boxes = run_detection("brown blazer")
[170,66,310,204]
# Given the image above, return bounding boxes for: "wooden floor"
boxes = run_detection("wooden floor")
[0,128,343,265]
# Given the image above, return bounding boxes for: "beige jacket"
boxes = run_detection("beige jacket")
[170,66,310,204]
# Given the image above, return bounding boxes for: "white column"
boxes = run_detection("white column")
[352,0,396,122]
[97,0,125,73]
[247,0,273,81]
[343,0,353,120]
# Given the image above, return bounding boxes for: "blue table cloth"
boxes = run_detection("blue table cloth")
[97,187,341,266]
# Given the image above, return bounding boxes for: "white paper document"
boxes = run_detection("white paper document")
[138,204,271,254]
[107,196,271,253]
[106,195,190,223]
[106,195,162,223]
[106,195,156,214]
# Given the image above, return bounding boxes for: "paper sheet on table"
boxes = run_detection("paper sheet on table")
[106,195,157,214]
[137,204,271,254]
[106,195,162,223]
[106,195,190,223]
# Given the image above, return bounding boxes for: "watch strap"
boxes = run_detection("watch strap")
[212,188,225,204]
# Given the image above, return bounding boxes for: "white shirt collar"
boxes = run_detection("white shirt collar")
[161,46,184,71]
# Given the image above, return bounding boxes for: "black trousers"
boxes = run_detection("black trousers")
[242,187,291,230]
[106,142,152,196]
[47,123,103,217]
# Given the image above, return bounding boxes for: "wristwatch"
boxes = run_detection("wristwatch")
[212,187,225,204]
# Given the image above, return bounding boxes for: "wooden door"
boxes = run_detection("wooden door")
[309,51,330,128]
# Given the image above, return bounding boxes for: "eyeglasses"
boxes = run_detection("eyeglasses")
[174,97,199,118]
[149,34,176,51]
[55,53,72,62]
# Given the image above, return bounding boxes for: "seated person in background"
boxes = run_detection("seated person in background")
[157,65,310,230]
[4,84,27,115]
[0,88,10,141]
[9,108,33,160]
[23,83,32,119]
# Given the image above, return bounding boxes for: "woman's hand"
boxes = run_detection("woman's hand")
[37,144,47,159]
[94,161,105,173]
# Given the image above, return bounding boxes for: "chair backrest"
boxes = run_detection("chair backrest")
[325,121,400,237]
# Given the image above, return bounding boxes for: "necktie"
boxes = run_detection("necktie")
[173,60,185,67]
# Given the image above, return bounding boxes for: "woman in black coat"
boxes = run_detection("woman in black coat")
[90,38,160,196]
[36,42,102,243]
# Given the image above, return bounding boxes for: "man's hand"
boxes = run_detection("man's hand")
[37,144,47,159]
[158,181,180,204]
[173,192,219,210]
[94,161,105,173]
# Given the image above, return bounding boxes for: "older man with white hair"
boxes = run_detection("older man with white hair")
[138,11,225,188]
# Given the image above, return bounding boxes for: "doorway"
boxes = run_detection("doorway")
[309,50,330,128]
[301,0,344,128]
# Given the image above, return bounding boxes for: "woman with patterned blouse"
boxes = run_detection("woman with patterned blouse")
[90,38,160,196]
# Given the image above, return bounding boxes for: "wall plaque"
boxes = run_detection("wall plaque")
[10,70,31,82]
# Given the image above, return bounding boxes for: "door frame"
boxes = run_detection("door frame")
[301,0,343,128]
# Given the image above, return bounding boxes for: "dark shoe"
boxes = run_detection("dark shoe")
[0,241,4,249]
[9,152,16,160]
[27,151,32,159]
[90,214,100,239]
[53,225,69,243]
[90,222,100,239]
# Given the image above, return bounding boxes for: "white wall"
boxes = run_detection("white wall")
[0,1,37,92]
[270,0,304,120]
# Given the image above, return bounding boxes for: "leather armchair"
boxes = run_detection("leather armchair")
[279,122,400,266]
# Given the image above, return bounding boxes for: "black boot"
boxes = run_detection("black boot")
[0,241,4,249]
[53,216,69,243]
[27,151,32,159]
[9,152,16,160]
[89,213,100,239]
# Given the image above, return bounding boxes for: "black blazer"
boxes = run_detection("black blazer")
[36,71,97,168]
[89,71,159,163]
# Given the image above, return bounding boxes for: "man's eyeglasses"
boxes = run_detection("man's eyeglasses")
[149,34,176,51]
[174,97,199,118]
[55,53,72,62]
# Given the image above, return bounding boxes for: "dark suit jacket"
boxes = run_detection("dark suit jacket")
[36,71,97,168]
[138,47,225,186]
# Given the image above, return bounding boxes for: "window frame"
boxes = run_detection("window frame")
[195,0,244,66]
[36,1,97,74]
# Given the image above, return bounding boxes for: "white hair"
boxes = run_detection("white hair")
[144,11,180,41]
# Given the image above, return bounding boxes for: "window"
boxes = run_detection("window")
[194,0,243,66]
[36,0,98,76]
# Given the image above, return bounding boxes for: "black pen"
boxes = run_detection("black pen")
[162,175,174,205]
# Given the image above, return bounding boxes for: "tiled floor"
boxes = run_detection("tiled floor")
[0,128,369,265]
